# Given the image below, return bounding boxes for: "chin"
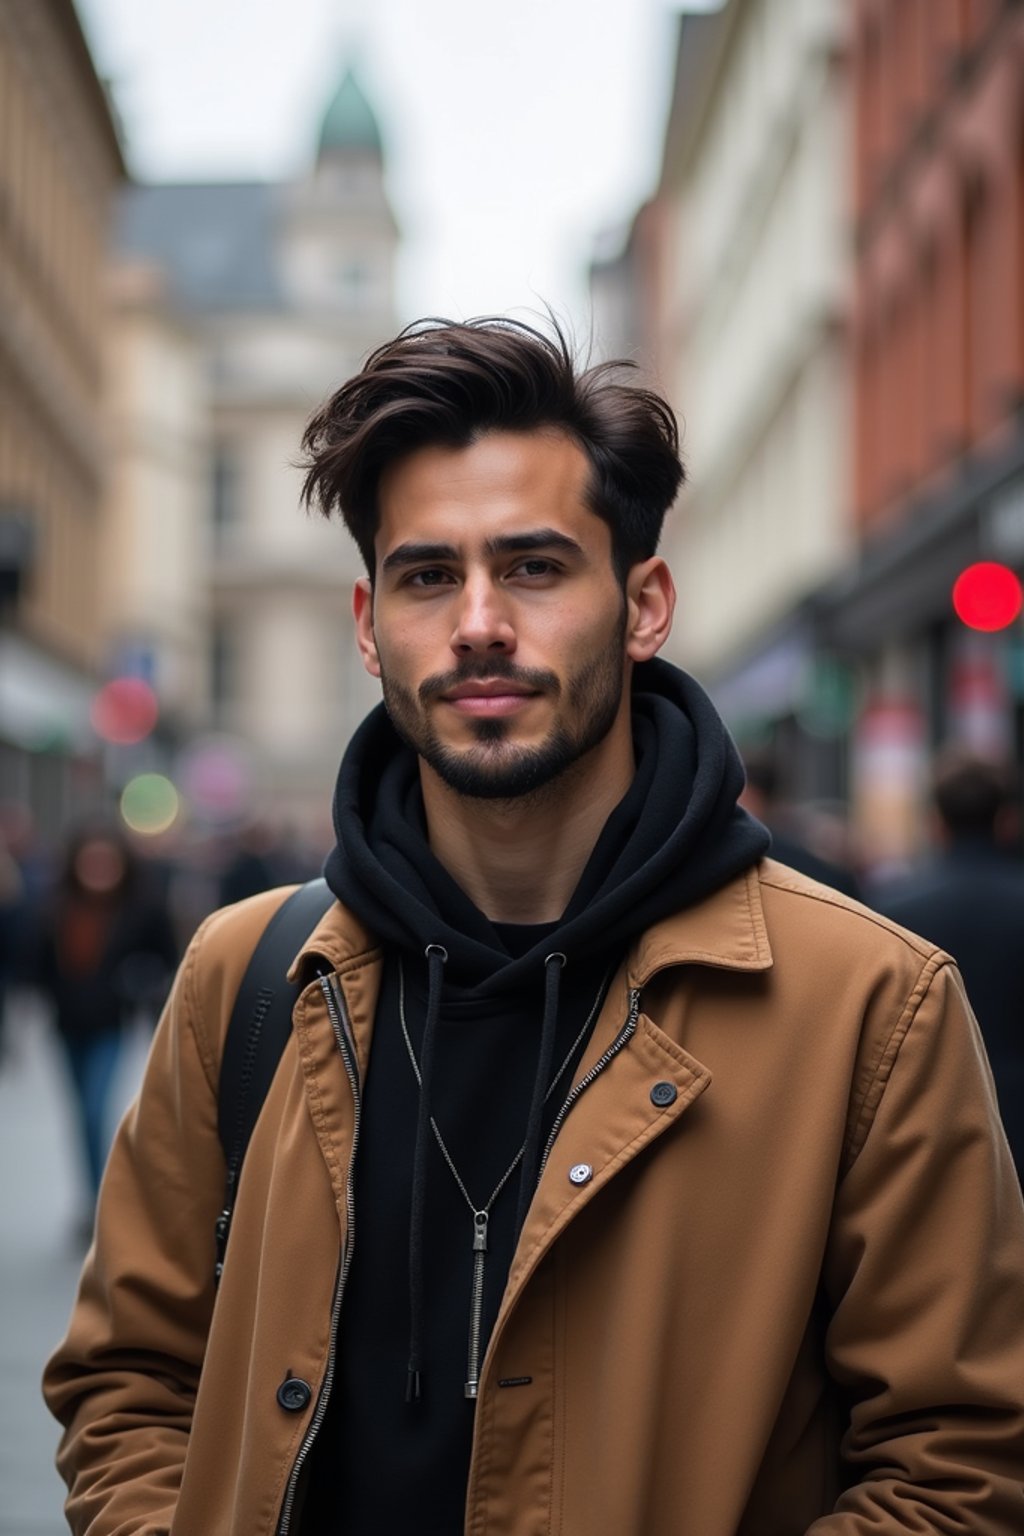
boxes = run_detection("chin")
[425,730,583,801]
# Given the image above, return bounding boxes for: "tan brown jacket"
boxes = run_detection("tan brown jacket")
[44,859,1024,1534]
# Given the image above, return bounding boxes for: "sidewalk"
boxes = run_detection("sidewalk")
[0,999,148,1535]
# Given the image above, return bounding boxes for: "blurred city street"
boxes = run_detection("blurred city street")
[1,2,1024,1525]
[0,997,148,1535]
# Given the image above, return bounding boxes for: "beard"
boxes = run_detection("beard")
[380,614,628,801]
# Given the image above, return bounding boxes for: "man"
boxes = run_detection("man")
[45,319,1024,1534]
[875,748,1024,1182]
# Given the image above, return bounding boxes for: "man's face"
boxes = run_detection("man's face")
[353,431,634,800]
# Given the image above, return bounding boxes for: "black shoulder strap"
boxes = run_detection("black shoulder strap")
[214,877,334,1282]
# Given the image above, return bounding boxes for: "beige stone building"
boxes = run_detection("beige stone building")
[601,0,853,792]
[661,2,853,697]
[98,260,209,738]
[0,0,124,828]
[113,68,398,837]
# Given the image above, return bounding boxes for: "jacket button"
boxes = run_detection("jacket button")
[650,1081,677,1108]
[277,1376,312,1413]
[568,1162,593,1185]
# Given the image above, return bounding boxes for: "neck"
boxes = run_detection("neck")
[420,726,635,924]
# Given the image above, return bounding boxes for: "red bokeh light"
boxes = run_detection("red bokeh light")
[90,677,159,745]
[952,562,1023,632]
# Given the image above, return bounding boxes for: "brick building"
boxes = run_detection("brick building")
[853,0,1024,524]
[821,0,1024,864]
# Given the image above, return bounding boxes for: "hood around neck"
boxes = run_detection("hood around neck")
[324,657,769,995]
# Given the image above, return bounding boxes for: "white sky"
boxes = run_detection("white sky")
[74,0,722,329]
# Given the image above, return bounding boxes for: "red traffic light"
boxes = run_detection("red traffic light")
[952,562,1023,632]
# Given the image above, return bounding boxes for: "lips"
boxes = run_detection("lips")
[441,680,541,717]
[444,681,539,701]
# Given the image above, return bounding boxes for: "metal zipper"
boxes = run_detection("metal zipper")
[275,970,362,1536]
[536,988,641,1182]
[464,1210,489,1399]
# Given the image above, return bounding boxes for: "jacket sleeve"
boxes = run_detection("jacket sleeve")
[810,954,1024,1532]
[43,914,225,1536]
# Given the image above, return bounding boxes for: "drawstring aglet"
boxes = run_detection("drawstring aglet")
[406,1366,422,1404]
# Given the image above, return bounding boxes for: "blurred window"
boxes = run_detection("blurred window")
[337,259,370,308]
[211,444,239,549]
[920,242,939,469]
[210,618,236,728]
[1018,134,1024,392]
[962,178,987,445]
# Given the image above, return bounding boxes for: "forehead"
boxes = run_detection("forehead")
[375,430,607,554]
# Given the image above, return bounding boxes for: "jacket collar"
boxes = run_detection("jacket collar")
[293,860,774,985]
[290,898,379,982]
[625,861,773,986]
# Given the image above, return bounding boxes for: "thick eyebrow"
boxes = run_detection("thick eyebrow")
[483,528,584,559]
[380,528,584,573]
[381,540,459,573]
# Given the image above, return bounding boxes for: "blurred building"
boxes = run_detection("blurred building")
[98,259,209,736]
[0,0,124,832]
[111,67,398,834]
[589,200,674,380]
[819,0,1024,868]
[596,0,1024,872]
[616,0,854,802]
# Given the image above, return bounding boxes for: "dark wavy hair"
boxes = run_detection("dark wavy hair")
[299,315,684,582]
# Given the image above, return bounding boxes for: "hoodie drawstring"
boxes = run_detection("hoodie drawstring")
[514,951,565,1238]
[406,942,447,1403]
[400,948,610,1404]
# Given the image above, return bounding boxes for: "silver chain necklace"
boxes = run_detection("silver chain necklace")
[398,956,612,1398]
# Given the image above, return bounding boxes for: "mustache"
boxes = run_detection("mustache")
[418,656,561,703]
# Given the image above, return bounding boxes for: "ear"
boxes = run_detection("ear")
[625,557,675,663]
[353,578,381,678]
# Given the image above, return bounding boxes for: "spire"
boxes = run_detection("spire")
[317,67,382,159]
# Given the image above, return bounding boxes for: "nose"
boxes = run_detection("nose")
[450,573,516,657]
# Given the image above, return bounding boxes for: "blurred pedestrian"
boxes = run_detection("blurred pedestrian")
[217,819,290,906]
[0,801,49,1066]
[33,822,178,1235]
[740,747,863,898]
[874,749,1024,1180]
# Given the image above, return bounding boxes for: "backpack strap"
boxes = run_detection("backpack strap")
[214,877,334,1283]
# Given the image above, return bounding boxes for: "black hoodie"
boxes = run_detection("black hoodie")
[300,658,769,1535]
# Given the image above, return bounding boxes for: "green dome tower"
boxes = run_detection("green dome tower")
[317,67,383,160]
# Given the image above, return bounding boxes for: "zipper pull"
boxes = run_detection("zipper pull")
[472,1210,489,1252]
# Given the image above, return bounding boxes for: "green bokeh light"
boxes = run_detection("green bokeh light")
[120,773,180,836]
